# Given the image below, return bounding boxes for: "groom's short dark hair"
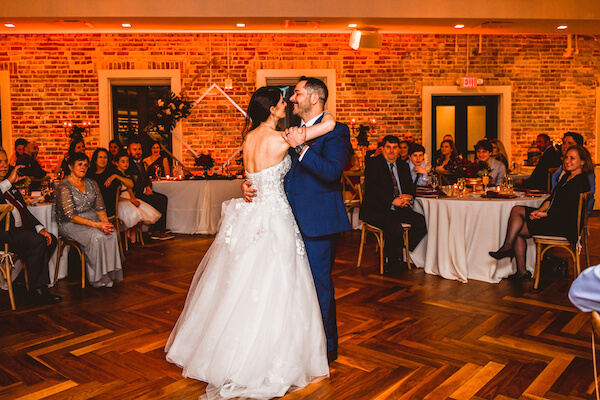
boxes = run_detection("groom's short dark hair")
[299,76,328,106]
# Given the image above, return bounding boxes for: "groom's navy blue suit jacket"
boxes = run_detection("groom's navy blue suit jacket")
[284,115,352,238]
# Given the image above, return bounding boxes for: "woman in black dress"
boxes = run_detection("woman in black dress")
[86,148,133,218]
[489,145,593,281]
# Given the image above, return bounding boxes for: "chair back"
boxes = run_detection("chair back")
[342,170,363,204]
[0,204,12,235]
[0,204,12,254]
[547,167,559,192]
[577,192,591,241]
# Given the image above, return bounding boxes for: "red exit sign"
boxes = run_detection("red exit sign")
[460,77,477,88]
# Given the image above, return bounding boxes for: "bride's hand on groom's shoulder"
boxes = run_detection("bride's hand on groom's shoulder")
[242,180,257,203]
[282,126,306,148]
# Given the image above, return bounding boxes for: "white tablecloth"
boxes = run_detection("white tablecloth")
[153,179,243,235]
[28,204,68,285]
[411,195,548,283]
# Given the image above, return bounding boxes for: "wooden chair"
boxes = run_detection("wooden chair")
[109,190,125,257]
[0,204,29,310]
[342,170,363,227]
[591,311,600,400]
[532,191,590,290]
[114,190,144,252]
[547,167,559,192]
[356,183,411,274]
[54,236,86,288]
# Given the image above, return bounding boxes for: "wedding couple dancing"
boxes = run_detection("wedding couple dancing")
[165,76,352,399]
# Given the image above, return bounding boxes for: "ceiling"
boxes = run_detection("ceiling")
[1,0,600,35]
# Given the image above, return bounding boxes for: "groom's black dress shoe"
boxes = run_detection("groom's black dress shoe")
[327,351,338,364]
[29,287,62,305]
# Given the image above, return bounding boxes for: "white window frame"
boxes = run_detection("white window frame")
[422,85,512,160]
[98,69,182,160]
[256,69,337,115]
[0,71,12,151]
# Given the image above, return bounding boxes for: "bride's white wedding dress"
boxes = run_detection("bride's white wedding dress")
[165,155,329,400]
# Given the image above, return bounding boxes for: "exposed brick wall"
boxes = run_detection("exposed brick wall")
[0,33,597,173]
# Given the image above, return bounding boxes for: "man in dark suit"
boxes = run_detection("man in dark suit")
[16,140,47,183]
[245,77,352,363]
[519,134,562,191]
[360,135,427,272]
[0,148,61,305]
[126,141,173,240]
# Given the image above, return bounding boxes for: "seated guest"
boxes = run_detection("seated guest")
[108,139,124,164]
[9,138,27,167]
[407,143,430,186]
[434,139,460,177]
[569,264,600,312]
[551,131,595,212]
[16,141,47,182]
[474,139,506,186]
[398,140,410,162]
[114,151,161,244]
[143,141,171,179]
[359,135,427,273]
[518,134,562,191]
[490,145,593,281]
[126,140,173,240]
[433,134,454,162]
[86,148,133,219]
[55,152,123,288]
[490,138,510,170]
[54,138,86,177]
[0,148,61,305]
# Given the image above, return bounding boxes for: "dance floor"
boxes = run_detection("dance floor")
[1,216,600,399]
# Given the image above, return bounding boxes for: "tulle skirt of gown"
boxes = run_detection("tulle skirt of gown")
[165,197,329,400]
[117,191,162,229]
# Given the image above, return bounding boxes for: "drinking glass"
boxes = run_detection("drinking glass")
[430,174,439,189]
[505,175,513,191]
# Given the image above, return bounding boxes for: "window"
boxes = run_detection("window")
[111,85,171,154]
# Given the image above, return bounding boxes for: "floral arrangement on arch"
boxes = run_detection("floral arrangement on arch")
[195,153,215,170]
[147,92,193,136]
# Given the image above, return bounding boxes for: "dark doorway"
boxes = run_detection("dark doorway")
[432,95,499,159]
[111,85,171,156]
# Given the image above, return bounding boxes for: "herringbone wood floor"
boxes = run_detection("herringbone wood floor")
[1,216,600,400]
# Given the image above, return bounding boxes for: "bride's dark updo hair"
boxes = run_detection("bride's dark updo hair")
[242,86,282,138]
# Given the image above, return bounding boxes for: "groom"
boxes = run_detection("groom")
[244,77,352,363]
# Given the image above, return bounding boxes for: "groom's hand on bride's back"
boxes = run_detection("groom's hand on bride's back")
[242,180,257,203]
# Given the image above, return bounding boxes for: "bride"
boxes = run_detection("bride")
[165,86,336,400]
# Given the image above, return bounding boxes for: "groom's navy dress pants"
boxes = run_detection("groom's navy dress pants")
[302,232,338,355]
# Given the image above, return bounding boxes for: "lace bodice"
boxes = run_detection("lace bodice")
[245,155,291,203]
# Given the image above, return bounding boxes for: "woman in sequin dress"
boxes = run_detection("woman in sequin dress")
[165,87,336,400]
[55,152,123,288]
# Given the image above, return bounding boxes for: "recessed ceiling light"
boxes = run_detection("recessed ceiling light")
[236,23,245,28]
[557,25,568,30]
[4,23,15,28]
[122,23,132,28]
[454,24,465,29]
[348,23,357,28]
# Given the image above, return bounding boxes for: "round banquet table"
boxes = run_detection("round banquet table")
[410,194,548,283]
